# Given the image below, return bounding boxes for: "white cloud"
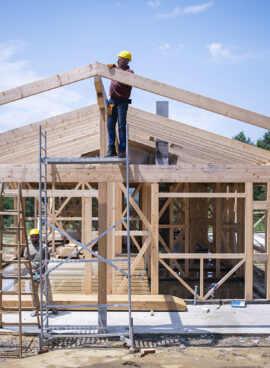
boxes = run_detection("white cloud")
[207,42,270,63]
[155,42,184,56]
[0,41,84,132]
[207,43,232,60]
[182,1,213,14]
[156,1,213,18]
[148,0,161,8]
[155,42,172,55]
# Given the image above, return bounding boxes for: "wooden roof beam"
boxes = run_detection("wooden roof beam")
[96,62,270,130]
[1,163,270,183]
[0,63,98,106]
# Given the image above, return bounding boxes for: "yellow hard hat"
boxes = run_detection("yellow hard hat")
[29,228,39,236]
[117,50,132,61]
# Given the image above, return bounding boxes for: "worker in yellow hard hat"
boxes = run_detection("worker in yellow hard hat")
[105,50,134,158]
[23,228,57,317]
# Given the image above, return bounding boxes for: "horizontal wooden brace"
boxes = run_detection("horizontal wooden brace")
[1,164,270,183]
[3,189,98,198]
[253,201,268,210]
[160,253,246,259]
[159,192,246,198]
[114,231,150,236]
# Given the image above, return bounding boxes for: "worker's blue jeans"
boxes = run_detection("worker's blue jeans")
[107,98,129,153]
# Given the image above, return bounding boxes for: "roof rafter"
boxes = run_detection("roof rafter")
[0,62,269,130]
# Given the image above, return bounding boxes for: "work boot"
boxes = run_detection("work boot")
[31,310,37,317]
[105,148,117,158]
[118,150,126,158]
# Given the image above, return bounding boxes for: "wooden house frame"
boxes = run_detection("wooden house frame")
[1,62,270,306]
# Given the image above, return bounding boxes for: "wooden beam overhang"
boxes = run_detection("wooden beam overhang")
[1,164,270,183]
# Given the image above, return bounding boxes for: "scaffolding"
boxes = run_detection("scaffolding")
[38,124,134,350]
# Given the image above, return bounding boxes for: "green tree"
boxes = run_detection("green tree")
[232,131,254,145]
[256,131,270,151]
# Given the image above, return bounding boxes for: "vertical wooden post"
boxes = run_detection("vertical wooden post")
[266,183,270,299]
[216,183,221,277]
[98,182,107,330]
[184,183,190,278]
[169,185,174,269]
[200,258,204,299]
[115,184,122,255]
[83,192,92,294]
[51,182,56,254]
[151,183,159,294]
[107,182,115,294]
[245,182,253,300]
[94,75,108,157]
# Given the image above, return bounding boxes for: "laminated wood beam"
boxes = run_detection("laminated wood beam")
[128,107,270,161]
[1,164,270,183]
[94,76,108,156]
[0,63,97,105]
[96,62,270,130]
[245,182,253,300]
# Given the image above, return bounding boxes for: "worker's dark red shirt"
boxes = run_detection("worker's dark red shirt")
[109,66,134,99]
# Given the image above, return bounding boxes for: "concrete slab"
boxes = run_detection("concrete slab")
[1,304,270,335]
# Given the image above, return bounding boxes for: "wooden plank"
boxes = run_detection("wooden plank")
[0,63,97,105]
[107,182,115,294]
[159,192,246,198]
[83,196,92,294]
[2,164,270,183]
[267,182,270,300]
[160,253,246,259]
[200,258,204,299]
[115,231,150,236]
[245,182,253,300]
[184,183,190,277]
[151,183,159,294]
[253,201,268,210]
[96,62,270,130]
[98,183,107,306]
[94,76,107,157]
[128,107,270,162]
[215,183,221,277]
[3,294,186,311]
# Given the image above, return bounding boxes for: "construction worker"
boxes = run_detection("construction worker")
[105,50,134,158]
[23,228,57,317]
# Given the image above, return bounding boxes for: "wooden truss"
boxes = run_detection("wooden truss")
[1,62,270,305]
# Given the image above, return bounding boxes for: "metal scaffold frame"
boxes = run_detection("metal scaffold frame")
[38,124,134,350]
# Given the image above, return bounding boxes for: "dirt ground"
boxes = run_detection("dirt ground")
[1,335,270,368]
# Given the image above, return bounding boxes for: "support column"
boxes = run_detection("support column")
[83,193,92,294]
[107,182,115,294]
[151,183,159,294]
[216,183,221,277]
[245,182,253,300]
[266,183,270,299]
[115,184,122,255]
[184,183,190,278]
[98,182,107,331]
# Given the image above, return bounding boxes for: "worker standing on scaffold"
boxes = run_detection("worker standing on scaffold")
[23,228,57,317]
[105,50,134,158]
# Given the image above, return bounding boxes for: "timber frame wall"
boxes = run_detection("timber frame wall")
[1,62,270,302]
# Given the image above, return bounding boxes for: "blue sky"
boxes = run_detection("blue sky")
[0,0,269,141]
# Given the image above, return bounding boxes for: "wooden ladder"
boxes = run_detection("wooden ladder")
[0,182,40,358]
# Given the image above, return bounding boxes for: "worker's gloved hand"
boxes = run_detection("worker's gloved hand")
[107,63,117,68]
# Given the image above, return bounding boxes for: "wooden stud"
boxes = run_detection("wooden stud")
[151,183,159,294]
[266,183,270,299]
[245,182,253,300]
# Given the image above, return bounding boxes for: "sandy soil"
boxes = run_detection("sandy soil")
[1,335,270,368]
